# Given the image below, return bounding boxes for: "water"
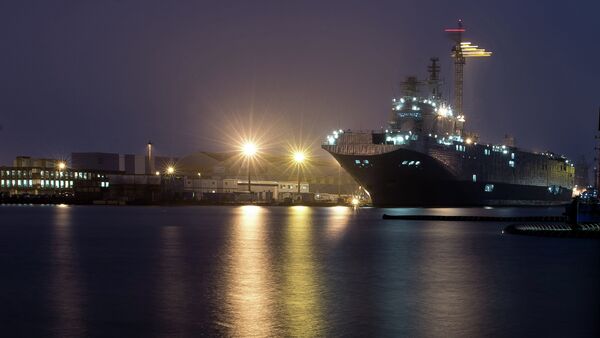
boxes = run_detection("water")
[0,205,598,337]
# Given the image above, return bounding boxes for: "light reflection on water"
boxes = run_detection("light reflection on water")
[325,206,351,242]
[217,205,276,336]
[50,205,85,336]
[282,206,324,336]
[159,224,185,335]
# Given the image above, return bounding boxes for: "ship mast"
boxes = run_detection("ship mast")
[400,76,422,97]
[445,20,491,117]
[427,57,442,100]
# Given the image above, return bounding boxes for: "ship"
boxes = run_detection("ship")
[322,22,575,207]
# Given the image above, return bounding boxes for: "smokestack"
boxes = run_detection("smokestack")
[147,141,154,174]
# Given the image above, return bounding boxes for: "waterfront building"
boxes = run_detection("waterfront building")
[1,158,110,201]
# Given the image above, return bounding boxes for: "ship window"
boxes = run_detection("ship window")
[364,160,369,164]
[402,161,408,165]
[484,184,494,192]
[509,160,515,168]
[415,161,420,166]
[408,161,414,166]
[548,185,561,195]
[511,153,515,159]
[472,174,477,182]
[355,160,360,164]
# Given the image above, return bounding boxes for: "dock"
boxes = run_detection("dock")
[381,214,566,222]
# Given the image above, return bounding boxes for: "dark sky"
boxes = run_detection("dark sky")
[0,0,598,164]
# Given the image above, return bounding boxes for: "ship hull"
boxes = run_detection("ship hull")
[328,147,572,207]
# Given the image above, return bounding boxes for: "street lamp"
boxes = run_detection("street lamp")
[241,142,257,194]
[58,162,66,171]
[166,166,175,175]
[293,151,306,197]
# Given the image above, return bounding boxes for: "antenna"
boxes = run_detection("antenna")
[445,20,492,118]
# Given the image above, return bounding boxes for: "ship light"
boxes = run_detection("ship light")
[339,129,343,133]
[404,135,410,140]
[400,98,405,103]
[412,105,418,111]
[412,97,416,101]
[466,138,473,144]
[393,98,396,102]
[386,136,392,142]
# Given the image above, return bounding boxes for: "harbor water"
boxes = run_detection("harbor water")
[0,205,598,337]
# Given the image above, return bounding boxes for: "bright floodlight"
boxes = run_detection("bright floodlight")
[293,151,305,164]
[166,166,175,174]
[58,162,66,170]
[242,142,257,157]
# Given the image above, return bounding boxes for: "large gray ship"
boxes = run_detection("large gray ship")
[322,22,575,207]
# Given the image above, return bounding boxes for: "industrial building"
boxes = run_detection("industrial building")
[71,152,177,175]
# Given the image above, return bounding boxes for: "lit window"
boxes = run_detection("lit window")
[355,160,360,164]
[415,161,421,166]
[364,160,369,164]
[509,160,515,168]
[402,161,408,165]
[511,153,515,159]
[484,184,494,192]
[408,161,414,165]
[472,174,477,182]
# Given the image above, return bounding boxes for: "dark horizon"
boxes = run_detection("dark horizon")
[0,1,598,165]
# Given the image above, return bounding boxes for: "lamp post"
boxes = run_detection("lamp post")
[242,142,257,195]
[293,151,305,200]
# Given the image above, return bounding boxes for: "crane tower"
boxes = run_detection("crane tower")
[445,20,492,118]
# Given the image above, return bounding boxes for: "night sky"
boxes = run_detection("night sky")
[0,0,598,165]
